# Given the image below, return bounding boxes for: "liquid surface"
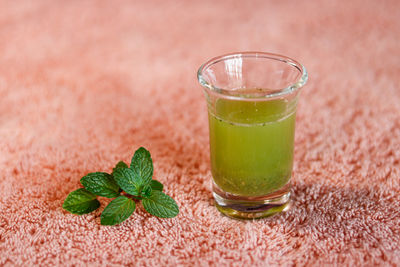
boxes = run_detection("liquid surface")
[209,98,296,196]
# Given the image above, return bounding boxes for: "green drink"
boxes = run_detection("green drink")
[209,98,296,197]
[198,52,307,219]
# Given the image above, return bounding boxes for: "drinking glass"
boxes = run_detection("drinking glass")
[197,52,308,219]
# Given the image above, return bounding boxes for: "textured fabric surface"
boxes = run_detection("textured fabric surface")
[1,0,400,266]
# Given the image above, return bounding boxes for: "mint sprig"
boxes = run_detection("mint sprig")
[62,147,179,225]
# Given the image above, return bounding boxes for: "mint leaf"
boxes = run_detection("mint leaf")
[130,147,153,186]
[113,167,141,195]
[150,180,163,191]
[112,161,128,175]
[142,190,179,218]
[80,172,120,198]
[115,161,128,169]
[100,196,135,225]
[63,188,100,215]
[142,185,152,198]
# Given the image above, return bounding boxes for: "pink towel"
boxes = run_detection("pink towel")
[1,0,399,265]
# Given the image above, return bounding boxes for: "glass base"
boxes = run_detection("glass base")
[213,183,291,219]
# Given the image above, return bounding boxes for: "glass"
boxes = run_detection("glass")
[197,52,308,219]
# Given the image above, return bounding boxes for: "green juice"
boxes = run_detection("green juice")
[208,97,296,197]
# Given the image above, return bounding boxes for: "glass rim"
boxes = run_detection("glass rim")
[197,51,308,100]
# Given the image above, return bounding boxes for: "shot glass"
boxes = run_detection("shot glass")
[197,52,308,219]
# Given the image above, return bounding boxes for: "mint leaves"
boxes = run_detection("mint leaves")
[62,189,100,215]
[130,147,153,185]
[113,168,142,196]
[101,196,136,225]
[150,180,163,191]
[63,147,179,225]
[80,172,120,198]
[142,190,179,218]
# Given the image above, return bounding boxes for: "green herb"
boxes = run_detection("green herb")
[142,190,179,218]
[80,172,120,198]
[101,196,136,225]
[62,147,179,225]
[130,147,153,185]
[142,184,153,198]
[112,161,128,175]
[150,180,164,191]
[62,188,100,215]
[113,167,141,196]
